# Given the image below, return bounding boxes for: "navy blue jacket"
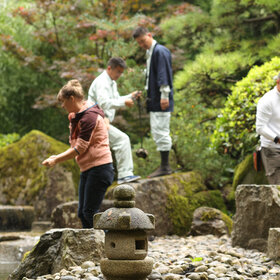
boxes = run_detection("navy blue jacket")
[147,43,174,112]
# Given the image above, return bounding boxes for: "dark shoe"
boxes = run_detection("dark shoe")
[147,166,172,178]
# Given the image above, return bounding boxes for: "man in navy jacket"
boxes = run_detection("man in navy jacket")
[133,27,174,178]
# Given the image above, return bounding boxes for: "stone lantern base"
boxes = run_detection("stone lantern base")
[100,257,154,280]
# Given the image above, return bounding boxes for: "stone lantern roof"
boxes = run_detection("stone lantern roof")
[94,184,155,231]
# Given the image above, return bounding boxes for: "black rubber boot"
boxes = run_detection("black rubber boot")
[148,151,172,178]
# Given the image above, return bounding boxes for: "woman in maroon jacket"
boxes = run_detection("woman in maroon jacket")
[42,79,114,228]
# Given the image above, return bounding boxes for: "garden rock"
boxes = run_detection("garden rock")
[0,130,80,220]
[0,205,34,231]
[232,184,280,251]
[8,228,105,280]
[189,206,232,237]
[50,172,227,236]
[267,228,280,260]
[106,172,227,236]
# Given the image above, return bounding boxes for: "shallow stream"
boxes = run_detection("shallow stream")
[0,262,19,280]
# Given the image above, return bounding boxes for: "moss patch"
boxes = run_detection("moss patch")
[232,155,252,190]
[232,154,267,190]
[166,177,228,236]
[221,212,233,234]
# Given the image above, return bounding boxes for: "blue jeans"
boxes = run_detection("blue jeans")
[78,163,114,228]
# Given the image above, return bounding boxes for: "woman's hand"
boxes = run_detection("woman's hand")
[42,155,57,167]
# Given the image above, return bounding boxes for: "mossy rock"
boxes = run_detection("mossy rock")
[0,130,80,220]
[190,207,233,237]
[166,184,228,236]
[232,154,268,191]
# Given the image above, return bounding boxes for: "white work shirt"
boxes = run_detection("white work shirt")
[146,39,170,99]
[88,70,132,122]
[256,86,280,148]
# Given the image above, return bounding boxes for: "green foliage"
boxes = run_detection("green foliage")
[160,11,214,68]
[174,52,254,103]
[191,257,203,262]
[169,52,254,187]
[211,0,280,39]
[0,0,154,139]
[212,56,280,159]
[0,133,20,148]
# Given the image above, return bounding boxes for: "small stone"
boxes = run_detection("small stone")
[81,261,95,269]
[195,265,208,272]
[148,271,163,280]
[169,266,184,274]
[84,276,99,280]
[188,273,201,280]
[163,274,181,280]
[208,274,217,280]
[61,276,77,280]
[156,265,170,274]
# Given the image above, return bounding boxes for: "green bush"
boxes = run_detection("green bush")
[168,51,255,187]
[0,133,20,148]
[160,11,214,66]
[174,51,254,103]
[212,56,280,159]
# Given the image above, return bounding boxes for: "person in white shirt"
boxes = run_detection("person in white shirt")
[256,72,280,184]
[88,57,140,184]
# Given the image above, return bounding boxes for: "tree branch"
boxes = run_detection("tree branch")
[243,14,275,23]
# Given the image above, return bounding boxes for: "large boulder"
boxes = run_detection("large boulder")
[8,228,105,280]
[106,172,228,236]
[189,206,233,237]
[0,205,34,231]
[232,184,280,252]
[51,199,114,229]
[49,172,228,236]
[0,130,80,220]
[51,201,81,229]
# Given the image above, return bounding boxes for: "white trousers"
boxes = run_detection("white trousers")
[108,125,133,179]
[150,112,172,151]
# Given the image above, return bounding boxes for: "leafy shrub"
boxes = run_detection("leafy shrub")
[0,133,20,148]
[174,51,254,104]
[168,51,256,187]
[212,56,280,159]
[160,11,214,69]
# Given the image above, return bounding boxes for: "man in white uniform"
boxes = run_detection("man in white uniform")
[88,57,140,184]
[256,72,280,184]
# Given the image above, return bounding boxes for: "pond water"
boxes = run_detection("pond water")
[0,262,19,280]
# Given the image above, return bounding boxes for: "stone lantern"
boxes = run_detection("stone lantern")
[93,184,155,280]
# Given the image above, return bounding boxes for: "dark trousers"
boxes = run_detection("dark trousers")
[261,147,280,184]
[78,163,114,228]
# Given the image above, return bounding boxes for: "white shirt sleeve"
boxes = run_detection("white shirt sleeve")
[88,72,132,122]
[160,85,171,99]
[256,97,277,141]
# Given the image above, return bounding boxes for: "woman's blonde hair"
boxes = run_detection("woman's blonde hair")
[57,79,84,102]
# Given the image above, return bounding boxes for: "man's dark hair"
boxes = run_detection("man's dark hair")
[132,26,149,39]
[108,57,127,69]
